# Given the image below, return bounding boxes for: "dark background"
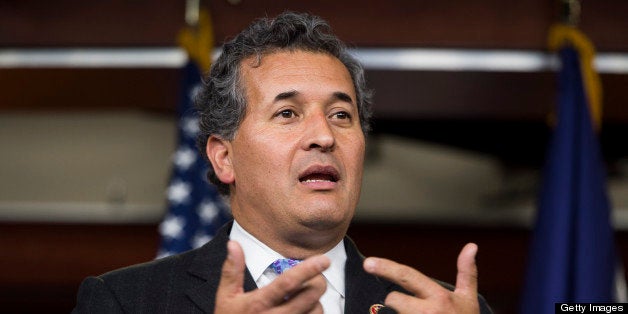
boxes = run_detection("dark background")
[1,1,628,313]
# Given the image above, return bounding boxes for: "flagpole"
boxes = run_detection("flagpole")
[185,0,200,27]
[157,3,230,258]
[560,0,580,26]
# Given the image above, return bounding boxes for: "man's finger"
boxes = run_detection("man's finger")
[259,255,330,304]
[363,257,441,298]
[384,291,426,314]
[274,274,327,314]
[216,240,246,298]
[455,243,478,296]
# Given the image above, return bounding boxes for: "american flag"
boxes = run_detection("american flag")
[520,25,624,312]
[157,60,231,258]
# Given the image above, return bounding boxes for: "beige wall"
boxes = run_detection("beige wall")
[0,112,174,222]
[1,112,627,227]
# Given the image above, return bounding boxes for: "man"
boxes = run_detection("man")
[73,12,491,314]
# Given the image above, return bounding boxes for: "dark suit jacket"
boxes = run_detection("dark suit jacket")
[73,222,491,314]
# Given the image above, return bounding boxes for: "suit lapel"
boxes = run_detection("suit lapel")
[185,221,257,313]
[184,224,403,313]
[343,237,399,314]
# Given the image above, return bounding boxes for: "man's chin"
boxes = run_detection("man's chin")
[288,200,356,234]
[300,218,343,231]
[297,210,353,232]
[287,218,350,250]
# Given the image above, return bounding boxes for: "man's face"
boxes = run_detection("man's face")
[226,50,365,244]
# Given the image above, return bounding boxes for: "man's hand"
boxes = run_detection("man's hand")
[215,241,330,314]
[363,243,480,314]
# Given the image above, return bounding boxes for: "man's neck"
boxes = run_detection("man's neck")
[233,217,348,259]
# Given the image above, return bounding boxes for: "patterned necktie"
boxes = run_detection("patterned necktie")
[270,258,302,275]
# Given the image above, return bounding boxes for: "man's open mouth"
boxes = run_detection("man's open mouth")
[298,165,339,183]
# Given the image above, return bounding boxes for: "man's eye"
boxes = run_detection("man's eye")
[332,111,351,120]
[277,110,296,119]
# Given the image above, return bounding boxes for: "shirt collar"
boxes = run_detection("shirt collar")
[229,220,347,297]
[323,238,347,297]
[229,220,283,282]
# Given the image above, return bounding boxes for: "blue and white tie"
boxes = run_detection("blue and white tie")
[270,258,302,275]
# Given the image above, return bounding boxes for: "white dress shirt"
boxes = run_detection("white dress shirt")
[229,220,346,314]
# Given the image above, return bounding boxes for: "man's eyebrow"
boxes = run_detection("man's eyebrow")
[333,92,354,104]
[273,90,354,103]
[274,90,299,102]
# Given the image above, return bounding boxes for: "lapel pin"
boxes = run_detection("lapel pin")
[369,304,385,313]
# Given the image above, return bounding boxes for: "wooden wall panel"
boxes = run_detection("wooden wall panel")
[0,223,159,313]
[369,70,555,120]
[0,68,180,112]
[2,0,627,51]
[0,0,183,47]
[207,0,553,49]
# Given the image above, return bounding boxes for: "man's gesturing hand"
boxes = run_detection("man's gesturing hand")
[215,241,330,314]
[363,243,480,314]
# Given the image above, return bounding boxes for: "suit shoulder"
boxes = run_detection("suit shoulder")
[90,249,204,312]
[99,249,197,282]
[73,223,232,313]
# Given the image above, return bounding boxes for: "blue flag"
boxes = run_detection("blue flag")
[157,61,231,258]
[520,40,618,311]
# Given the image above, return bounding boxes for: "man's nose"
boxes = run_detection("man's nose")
[302,112,335,152]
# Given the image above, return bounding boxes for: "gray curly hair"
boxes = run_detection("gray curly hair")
[196,11,372,195]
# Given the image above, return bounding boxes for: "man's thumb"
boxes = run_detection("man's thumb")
[217,240,246,296]
[455,242,478,296]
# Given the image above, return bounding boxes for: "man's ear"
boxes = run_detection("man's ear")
[206,136,235,184]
